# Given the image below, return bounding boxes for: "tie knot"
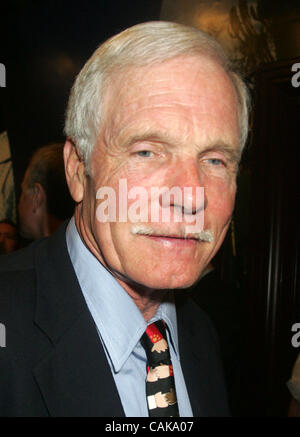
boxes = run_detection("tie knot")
[141,320,171,367]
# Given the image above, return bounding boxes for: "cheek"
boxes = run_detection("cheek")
[205,179,236,225]
[95,171,167,222]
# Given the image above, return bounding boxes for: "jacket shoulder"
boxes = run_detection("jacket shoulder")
[0,242,43,331]
[0,239,44,273]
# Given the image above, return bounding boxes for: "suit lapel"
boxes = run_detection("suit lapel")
[33,223,125,417]
[33,307,124,417]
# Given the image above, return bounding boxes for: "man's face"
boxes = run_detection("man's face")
[0,222,18,254]
[78,55,240,290]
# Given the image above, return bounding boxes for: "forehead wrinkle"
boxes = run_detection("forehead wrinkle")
[108,104,237,151]
[103,109,239,156]
[100,57,240,160]
[108,91,238,139]
[105,58,237,117]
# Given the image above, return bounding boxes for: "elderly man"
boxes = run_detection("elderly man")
[0,22,249,417]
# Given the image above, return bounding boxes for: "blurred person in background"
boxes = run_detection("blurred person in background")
[0,219,19,254]
[18,143,74,240]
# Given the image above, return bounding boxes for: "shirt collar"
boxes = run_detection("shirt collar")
[66,217,179,372]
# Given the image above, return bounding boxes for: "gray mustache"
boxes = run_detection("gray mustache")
[130,225,213,242]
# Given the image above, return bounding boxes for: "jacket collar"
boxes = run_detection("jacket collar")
[34,221,87,345]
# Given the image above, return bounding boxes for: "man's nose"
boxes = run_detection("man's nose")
[159,159,207,215]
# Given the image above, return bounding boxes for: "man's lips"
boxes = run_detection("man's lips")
[145,234,198,240]
[130,225,214,242]
[142,234,199,247]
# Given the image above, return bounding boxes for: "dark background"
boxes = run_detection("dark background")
[1,0,300,417]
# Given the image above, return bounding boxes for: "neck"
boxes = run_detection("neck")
[116,278,168,322]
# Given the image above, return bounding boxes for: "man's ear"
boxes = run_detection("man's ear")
[32,183,46,212]
[63,139,86,203]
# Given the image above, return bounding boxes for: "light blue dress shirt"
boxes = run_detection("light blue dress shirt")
[66,217,193,417]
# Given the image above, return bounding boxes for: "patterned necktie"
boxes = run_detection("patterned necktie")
[140,320,179,417]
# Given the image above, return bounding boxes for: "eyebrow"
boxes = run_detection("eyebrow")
[198,142,241,164]
[119,131,241,163]
[119,131,175,149]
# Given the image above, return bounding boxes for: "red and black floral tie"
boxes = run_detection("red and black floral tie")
[140,320,179,417]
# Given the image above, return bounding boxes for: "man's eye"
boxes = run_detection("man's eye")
[207,158,224,166]
[136,150,153,158]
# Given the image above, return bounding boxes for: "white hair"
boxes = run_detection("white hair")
[65,21,250,172]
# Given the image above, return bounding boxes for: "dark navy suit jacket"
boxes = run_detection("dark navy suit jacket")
[0,222,229,416]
